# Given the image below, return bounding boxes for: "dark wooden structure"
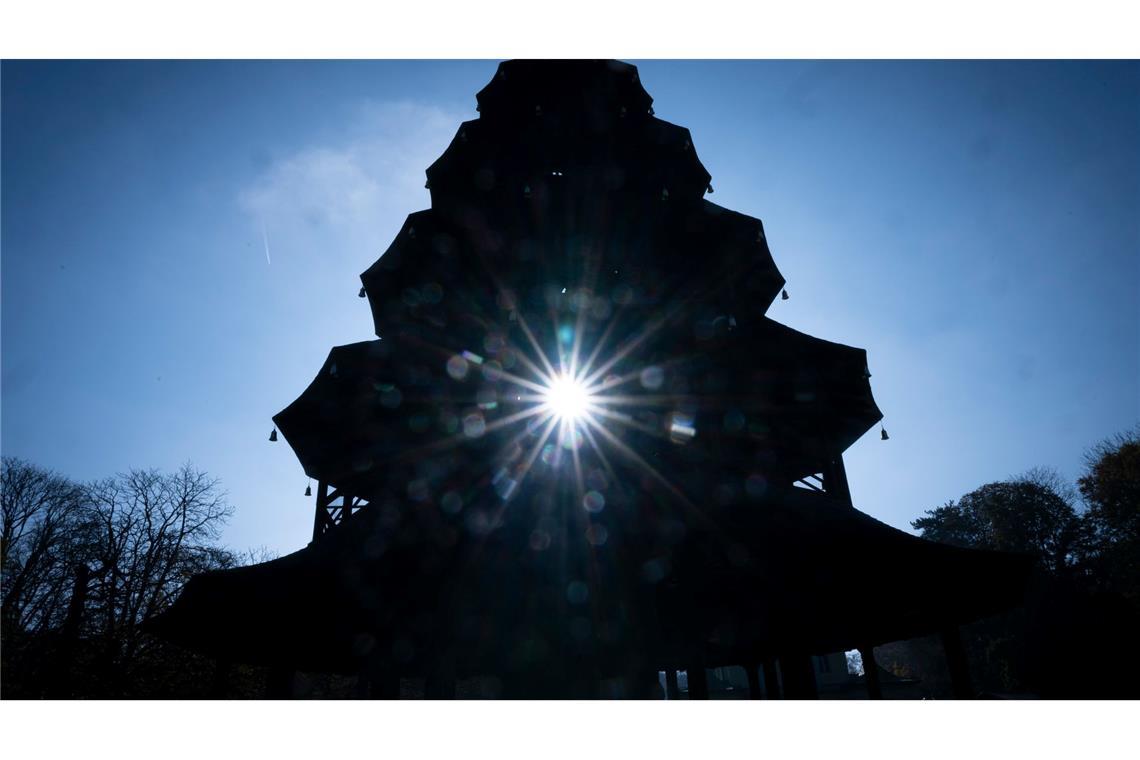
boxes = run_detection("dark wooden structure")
[145,60,1032,698]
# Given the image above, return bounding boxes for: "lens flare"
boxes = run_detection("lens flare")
[544,373,592,422]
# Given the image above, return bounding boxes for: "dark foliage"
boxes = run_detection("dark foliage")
[893,435,1140,698]
[0,456,274,699]
[1078,426,1140,602]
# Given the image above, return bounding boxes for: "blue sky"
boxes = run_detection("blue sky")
[2,60,1137,556]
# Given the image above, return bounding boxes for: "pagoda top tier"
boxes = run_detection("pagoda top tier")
[475,59,654,127]
[428,60,711,210]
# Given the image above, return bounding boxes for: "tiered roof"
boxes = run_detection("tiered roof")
[148,61,1030,687]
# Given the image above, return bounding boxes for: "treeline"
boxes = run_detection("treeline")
[877,425,1140,698]
[4,426,1137,699]
[1,459,274,698]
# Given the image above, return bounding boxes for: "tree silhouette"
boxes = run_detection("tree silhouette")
[902,461,1140,697]
[1,457,245,698]
[1078,425,1140,602]
[1,458,87,639]
[912,469,1082,575]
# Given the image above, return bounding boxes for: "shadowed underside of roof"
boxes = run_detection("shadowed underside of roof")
[145,487,1032,674]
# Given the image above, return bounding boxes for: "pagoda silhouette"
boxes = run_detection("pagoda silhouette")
[148,60,1032,699]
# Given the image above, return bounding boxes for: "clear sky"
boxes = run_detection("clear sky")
[3,60,1137,556]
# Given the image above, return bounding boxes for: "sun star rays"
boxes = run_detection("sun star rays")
[393,285,705,514]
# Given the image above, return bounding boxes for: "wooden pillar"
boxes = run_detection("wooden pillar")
[687,667,710,700]
[779,655,818,699]
[762,659,782,699]
[823,454,853,507]
[265,666,295,699]
[211,659,232,699]
[425,662,456,699]
[665,669,680,700]
[369,673,400,699]
[631,668,663,699]
[859,646,883,699]
[311,481,329,541]
[941,626,973,699]
[746,663,762,699]
[341,493,354,526]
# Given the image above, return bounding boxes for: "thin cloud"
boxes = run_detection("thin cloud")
[238,100,465,258]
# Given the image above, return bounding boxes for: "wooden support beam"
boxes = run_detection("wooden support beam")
[779,656,818,699]
[369,673,400,699]
[746,663,762,699]
[859,646,883,699]
[311,481,329,541]
[265,667,295,699]
[425,660,456,699]
[762,659,782,699]
[941,625,973,699]
[665,669,680,700]
[211,659,232,699]
[823,454,853,506]
[795,477,824,492]
[687,667,710,700]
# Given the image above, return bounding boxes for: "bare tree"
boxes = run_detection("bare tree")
[3,458,245,696]
[83,463,234,679]
[1,457,87,637]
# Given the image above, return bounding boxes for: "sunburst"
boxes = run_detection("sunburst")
[412,288,703,514]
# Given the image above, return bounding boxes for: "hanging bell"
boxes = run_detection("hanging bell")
[648,106,655,116]
[269,428,278,442]
[881,426,890,441]
[619,106,627,118]
[523,184,531,198]
[424,179,431,189]
[707,184,714,194]
[661,187,670,201]
[358,286,366,298]
[781,289,790,300]
[304,482,312,497]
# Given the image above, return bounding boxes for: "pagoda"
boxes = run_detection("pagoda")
[147,60,1032,698]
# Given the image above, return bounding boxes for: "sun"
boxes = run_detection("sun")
[543,373,593,423]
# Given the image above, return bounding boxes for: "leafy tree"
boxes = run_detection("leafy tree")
[906,461,1140,697]
[906,470,1084,695]
[1078,425,1140,601]
[912,468,1082,575]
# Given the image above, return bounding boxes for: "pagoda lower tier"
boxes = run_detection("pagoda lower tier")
[270,309,881,499]
[144,484,1032,694]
